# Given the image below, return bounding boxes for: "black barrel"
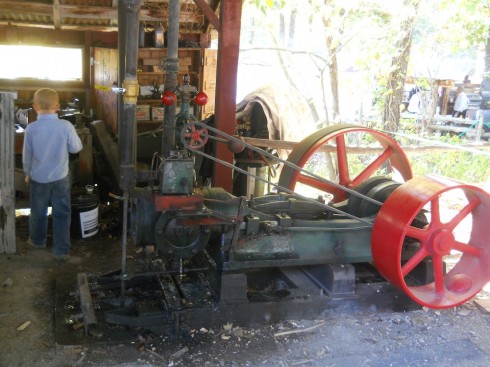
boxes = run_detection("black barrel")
[71,186,99,239]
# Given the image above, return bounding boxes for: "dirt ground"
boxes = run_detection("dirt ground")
[1,205,490,367]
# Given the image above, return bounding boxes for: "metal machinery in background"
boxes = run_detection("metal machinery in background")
[86,0,490,335]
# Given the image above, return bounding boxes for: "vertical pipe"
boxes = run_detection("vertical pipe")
[162,0,180,157]
[120,189,129,300]
[117,1,126,145]
[119,0,141,302]
[119,1,140,191]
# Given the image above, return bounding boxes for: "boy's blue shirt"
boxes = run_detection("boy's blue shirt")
[22,113,83,183]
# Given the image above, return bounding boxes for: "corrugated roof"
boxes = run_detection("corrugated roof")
[0,0,211,32]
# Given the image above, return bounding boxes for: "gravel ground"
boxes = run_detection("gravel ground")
[1,203,489,367]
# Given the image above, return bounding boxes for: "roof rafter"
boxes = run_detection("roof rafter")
[53,0,61,29]
[0,0,206,32]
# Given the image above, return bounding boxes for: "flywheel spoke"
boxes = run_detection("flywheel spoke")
[406,226,428,242]
[433,255,445,295]
[447,197,481,231]
[429,197,441,227]
[296,174,344,194]
[351,147,394,187]
[335,135,350,185]
[453,240,483,257]
[401,247,430,277]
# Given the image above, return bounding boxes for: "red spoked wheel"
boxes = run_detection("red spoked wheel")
[181,123,209,149]
[372,175,490,309]
[278,124,412,203]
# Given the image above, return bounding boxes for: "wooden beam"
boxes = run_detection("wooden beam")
[0,0,202,27]
[58,5,118,19]
[205,0,220,33]
[140,9,203,23]
[0,1,116,20]
[0,91,17,254]
[213,0,243,191]
[0,21,118,32]
[110,0,118,26]
[53,0,61,29]
[242,137,490,155]
[0,19,203,33]
[0,1,52,14]
[77,273,97,335]
[193,0,220,31]
[8,86,87,92]
[0,2,199,22]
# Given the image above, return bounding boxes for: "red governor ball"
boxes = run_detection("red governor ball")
[194,91,208,106]
[162,90,177,106]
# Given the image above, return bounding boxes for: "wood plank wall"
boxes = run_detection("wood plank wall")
[0,91,17,254]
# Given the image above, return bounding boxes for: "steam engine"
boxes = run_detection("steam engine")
[109,123,490,333]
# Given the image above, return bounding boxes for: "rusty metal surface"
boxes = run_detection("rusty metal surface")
[153,194,203,211]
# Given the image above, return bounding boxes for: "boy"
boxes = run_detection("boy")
[22,88,83,261]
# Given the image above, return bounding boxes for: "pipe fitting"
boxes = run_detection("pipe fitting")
[122,79,139,104]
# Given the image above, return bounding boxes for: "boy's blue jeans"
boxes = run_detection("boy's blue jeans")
[29,176,71,256]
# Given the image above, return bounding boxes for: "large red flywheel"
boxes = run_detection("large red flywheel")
[372,175,490,308]
[278,124,413,202]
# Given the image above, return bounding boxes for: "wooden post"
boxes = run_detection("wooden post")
[476,112,484,143]
[213,0,243,192]
[0,91,17,254]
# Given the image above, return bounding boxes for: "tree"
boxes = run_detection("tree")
[441,0,490,81]
[382,0,420,132]
[319,2,346,123]
[243,0,488,130]
[486,25,490,74]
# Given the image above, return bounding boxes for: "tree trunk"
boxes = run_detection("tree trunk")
[271,6,321,127]
[485,24,490,73]
[319,66,330,127]
[288,8,297,48]
[483,24,490,96]
[321,2,344,122]
[328,55,339,121]
[279,13,285,45]
[383,0,419,132]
